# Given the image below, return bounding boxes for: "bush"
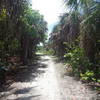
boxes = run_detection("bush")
[80,71,95,82]
[64,47,92,77]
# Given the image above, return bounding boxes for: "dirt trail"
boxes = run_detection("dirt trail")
[0,55,98,100]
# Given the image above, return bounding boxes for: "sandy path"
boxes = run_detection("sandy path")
[0,55,98,100]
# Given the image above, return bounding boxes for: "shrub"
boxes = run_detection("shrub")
[80,71,95,82]
[64,47,92,77]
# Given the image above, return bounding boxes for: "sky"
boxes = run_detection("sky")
[32,0,66,33]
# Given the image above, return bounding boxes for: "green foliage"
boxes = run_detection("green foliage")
[64,45,100,82]
[0,0,47,67]
[80,71,95,81]
[48,0,100,84]
[64,47,92,76]
[20,8,47,39]
[37,44,54,55]
[8,38,20,55]
[45,49,55,55]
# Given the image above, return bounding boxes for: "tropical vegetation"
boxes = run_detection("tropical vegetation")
[0,0,47,83]
[49,0,100,84]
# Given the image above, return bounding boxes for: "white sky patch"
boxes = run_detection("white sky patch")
[32,0,66,33]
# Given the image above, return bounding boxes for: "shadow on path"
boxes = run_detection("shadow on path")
[0,54,48,100]
[7,54,48,82]
[15,95,41,100]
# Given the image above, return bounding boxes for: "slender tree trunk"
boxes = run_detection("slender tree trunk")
[20,35,29,65]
